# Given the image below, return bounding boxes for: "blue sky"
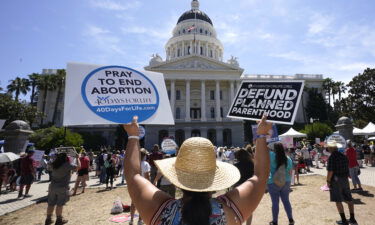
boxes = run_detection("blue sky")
[1,0,375,96]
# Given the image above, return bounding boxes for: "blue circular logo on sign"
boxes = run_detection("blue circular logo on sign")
[81,66,159,124]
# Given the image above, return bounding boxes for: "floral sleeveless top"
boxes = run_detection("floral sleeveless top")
[151,195,243,225]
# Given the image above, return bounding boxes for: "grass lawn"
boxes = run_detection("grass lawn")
[0,175,374,225]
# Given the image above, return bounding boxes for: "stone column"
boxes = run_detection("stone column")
[216,127,223,146]
[205,42,208,56]
[185,127,192,139]
[230,81,235,103]
[215,80,221,121]
[175,44,178,57]
[185,80,191,121]
[182,41,185,56]
[201,127,208,138]
[190,41,193,54]
[198,41,201,55]
[170,80,176,117]
[201,80,207,121]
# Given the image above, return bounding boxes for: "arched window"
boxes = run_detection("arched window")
[223,129,232,147]
[183,29,186,33]
[210,107,215,119]
[187,46,191,55]
[191,129,201,137]
[177,49,181,57]
[200,47,203,55]
[175,107,181,119]
[205,30,208,35]
[200,28,203,33]
[210,50,213,57]
[178,31,181,35]
[220,107,223,118]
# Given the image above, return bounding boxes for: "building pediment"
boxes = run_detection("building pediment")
[145,55,243,73]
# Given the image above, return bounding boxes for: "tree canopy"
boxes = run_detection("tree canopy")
[30,126,83,150]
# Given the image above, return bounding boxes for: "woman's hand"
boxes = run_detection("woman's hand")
[257,114,273,135]
[123,116,140,136]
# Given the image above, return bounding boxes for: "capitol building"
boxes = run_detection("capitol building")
[37,0,324,149]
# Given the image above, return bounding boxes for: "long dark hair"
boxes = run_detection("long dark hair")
[52,153,68,169]
[274,143,287,169]
[235,148,252,163]
[182,190,211,225]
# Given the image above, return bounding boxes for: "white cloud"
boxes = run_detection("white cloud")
[308,13,334,34]
[89,0,141,11]
[336,62,374,72]
[83,25,125,56]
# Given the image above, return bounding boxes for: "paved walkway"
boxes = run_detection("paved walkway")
[1,165,374,217]
[310,165,375,187]
[0,172,126,216]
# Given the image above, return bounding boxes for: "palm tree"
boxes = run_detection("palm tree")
[52,69,66,125]
[28,73,40,105]
[337,81,347,101]
[331,82,339,104]
[37,74,57,126]
[322,78,334,105]
[7,77,30,101]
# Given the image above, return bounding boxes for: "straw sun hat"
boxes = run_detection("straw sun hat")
[154,137,240,192]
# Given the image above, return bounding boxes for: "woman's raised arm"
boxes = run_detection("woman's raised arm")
[123,116,171,224]
[226,115,272,221]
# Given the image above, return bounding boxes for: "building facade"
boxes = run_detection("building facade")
[37,0,324,149]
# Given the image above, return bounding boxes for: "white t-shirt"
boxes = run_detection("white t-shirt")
[141,160,151,178]
[301,148,310,159]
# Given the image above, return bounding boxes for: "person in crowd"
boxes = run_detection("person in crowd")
[326,141,357,225]
[268,143,295,225]
[287,148,298,185]
[123,115,272,225]
[345,141,363,191]
[355,143,364,168]
[300,146,311,172]
[154,154,176,198]
[120,150,126,184]
[44,152,80,225]
[114,151,122,178]
[148,144,163,183]
[98,150,107,183]
[234,148,255,225]
[72,152,90,195]
[362,140,371,166]
[105,153,115,190]
[130,148,151,225]
[18,150,36,198]
[311,144,320,169]
[0,163,10,194]
[370,142,375,166]
[87,150,94,168]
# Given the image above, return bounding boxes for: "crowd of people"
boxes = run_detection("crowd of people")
[1,118,374,225]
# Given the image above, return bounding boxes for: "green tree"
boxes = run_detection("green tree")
[305,88,328,121]
[336,81,347,101]
[28,73,40,105]
[52,70,66,125]
[322,78,334,106]
[37,74,57,125]
[300,122,333,140]
[30,126,83,150]
[345,68,375,122]
[0,93,41,126]
[7,77,30,101]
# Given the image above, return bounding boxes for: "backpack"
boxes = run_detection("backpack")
[104,160,112,169]
[273,164,286,187]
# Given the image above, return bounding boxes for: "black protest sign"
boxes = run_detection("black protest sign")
[227,80,304,125]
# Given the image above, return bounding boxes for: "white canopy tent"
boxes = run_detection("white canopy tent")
[358,122,375,135]
[279,128,307,138]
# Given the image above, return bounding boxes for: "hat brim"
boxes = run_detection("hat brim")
[155,157,240,192]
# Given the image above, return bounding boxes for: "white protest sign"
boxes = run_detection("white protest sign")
[0,120,5,129]
[64,62,174,126]
[31,150,44,167]
[227,80,305,125]
[280,136,294,149]
[326,134,346,151]
[139,126,146,139]
[161,138,178,152]
[56,147,78,157]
